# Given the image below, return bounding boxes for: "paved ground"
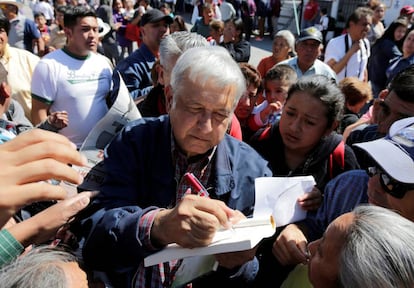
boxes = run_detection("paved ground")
[179,11,273,68]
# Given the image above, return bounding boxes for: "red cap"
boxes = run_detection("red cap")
[400,5,414,15]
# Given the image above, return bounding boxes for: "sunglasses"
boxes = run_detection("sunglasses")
[0,4,12,10]
[366,166,414,199]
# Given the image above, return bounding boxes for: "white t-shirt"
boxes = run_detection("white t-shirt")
[324,33,370,81]
[31,49,113,147]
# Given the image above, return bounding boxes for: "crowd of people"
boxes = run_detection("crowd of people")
[1,0,414,287]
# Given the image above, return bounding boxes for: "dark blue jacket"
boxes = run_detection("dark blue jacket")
[386,53,414,86]
[81,115,272,286]
[368,38,402,91]
[112,43,155,101]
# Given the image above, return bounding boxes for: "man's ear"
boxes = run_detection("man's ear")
[164,85,173,113]
[63,27,71,38]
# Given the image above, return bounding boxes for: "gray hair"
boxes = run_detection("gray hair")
[0,246,80,288]
[159,31,209,75]
[340,205,414,288]
[274,30,296,55]
[170,46,246,109]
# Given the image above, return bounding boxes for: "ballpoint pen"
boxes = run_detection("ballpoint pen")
[184,172,210,197]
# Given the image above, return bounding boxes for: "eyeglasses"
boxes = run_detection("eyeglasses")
[366,166,414,199]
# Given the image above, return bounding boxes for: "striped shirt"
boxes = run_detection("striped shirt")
[0,229,24,267]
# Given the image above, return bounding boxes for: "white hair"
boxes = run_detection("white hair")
[340,205,414,288]
[170,46,246,108]
[274,30,296,55]
[159,31,209,75]
[0,246,81,288]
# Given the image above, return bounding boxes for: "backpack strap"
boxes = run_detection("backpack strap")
[258,126,272,141]
[329,140,345,179]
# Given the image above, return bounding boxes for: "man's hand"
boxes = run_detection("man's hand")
[151,194,236,248]
[272,224,309,265]
[349,40,362,55]
[0,129,86,227]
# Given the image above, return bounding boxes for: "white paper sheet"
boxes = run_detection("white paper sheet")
[253,176,316,227]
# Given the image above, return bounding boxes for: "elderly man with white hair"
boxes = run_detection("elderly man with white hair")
[81,46,272,288]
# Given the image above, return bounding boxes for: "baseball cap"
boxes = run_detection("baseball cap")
[354,117,414,184]
[297,26,323,43]
[400,5,414,15]
[140,9,173,26]
[0,0,23,9]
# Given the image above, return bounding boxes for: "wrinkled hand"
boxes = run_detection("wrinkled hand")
[272,224,309,265]
[47,111,69,129]
[151,194,236,248]
[0,129,86,227]
[297,186,322,211]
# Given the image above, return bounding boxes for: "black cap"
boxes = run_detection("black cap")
[297,26,323,43]
[140,9,173,26]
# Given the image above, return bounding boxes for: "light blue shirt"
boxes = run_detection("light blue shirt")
[278,57,337,82]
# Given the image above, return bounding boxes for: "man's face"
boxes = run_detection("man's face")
[141,20,169,48]
[234,83,258,121]
[0,4,17,20]
[296,40,321,70]
[376,91,414,134]
[308,212,354,288]
[65,16,98,56]
[367,168,414,222]
[169,77,235,158]
[349,15,372,40]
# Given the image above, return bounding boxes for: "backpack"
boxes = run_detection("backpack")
[329,140,345,179]
[327,16,336,31]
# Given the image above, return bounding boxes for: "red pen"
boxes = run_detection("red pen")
[184,172,210,197]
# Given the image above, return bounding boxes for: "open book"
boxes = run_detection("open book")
[144,216,275,267]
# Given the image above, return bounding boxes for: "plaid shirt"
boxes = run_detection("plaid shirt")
[134,134,216,288]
